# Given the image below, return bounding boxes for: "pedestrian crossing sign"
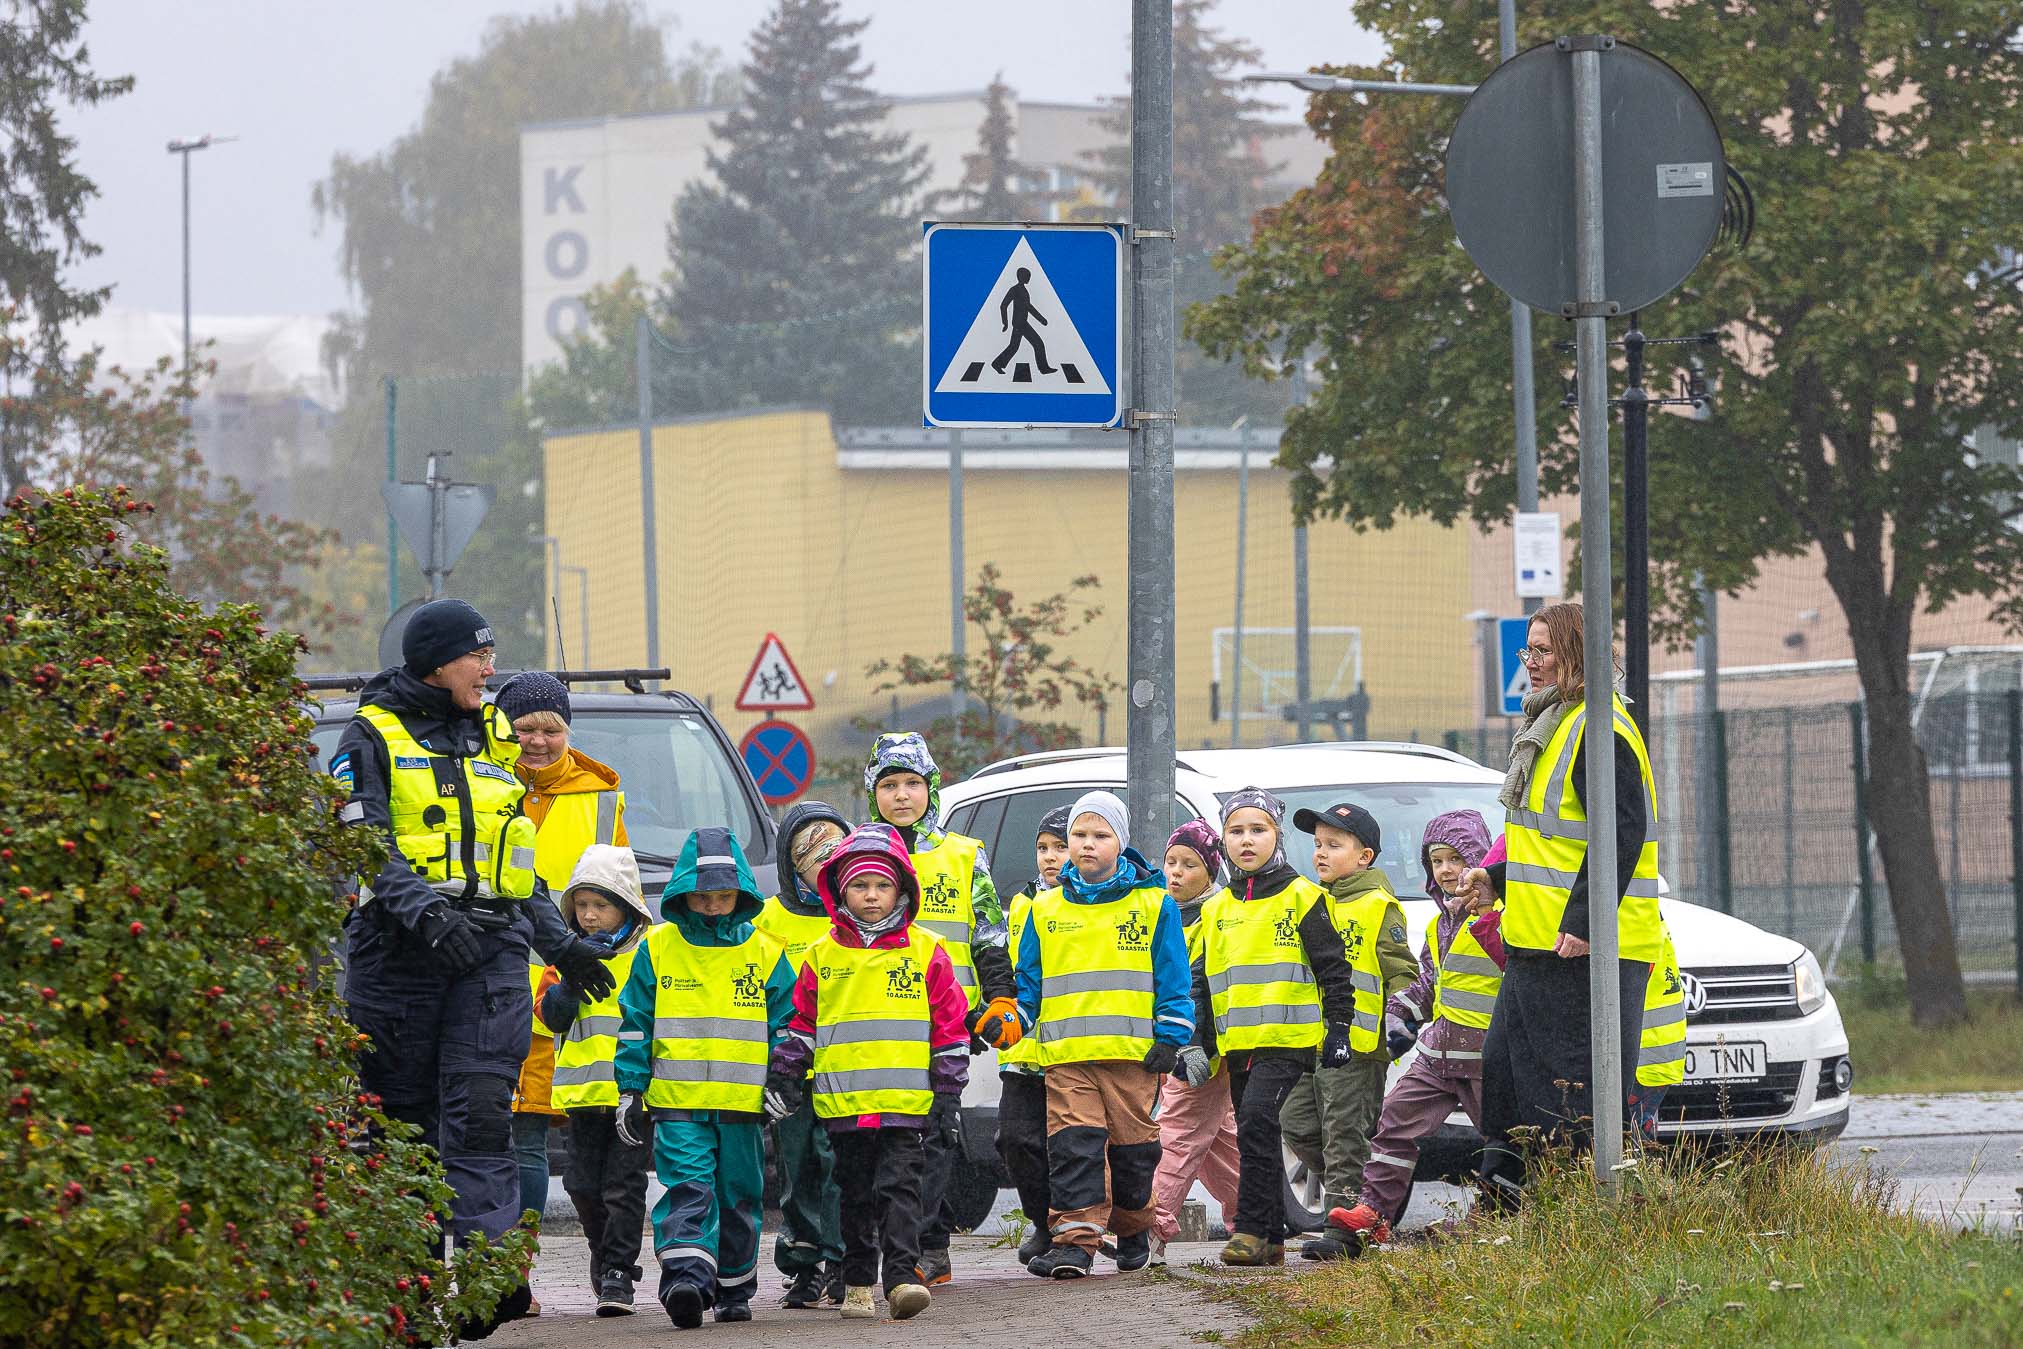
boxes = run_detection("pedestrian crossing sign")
[923,222,1124,428]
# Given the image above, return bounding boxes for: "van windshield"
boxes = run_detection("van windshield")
[1229,783,1507,896]
[309,709,762,868]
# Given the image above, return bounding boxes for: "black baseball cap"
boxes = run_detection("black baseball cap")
[1292,802,1382,853]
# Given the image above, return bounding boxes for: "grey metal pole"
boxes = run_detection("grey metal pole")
[635,315,662,674]
[424,454,447,600]
[385,377,398,618]
[1126,0,1178,851]
[949,428,967,728]
[1230,418,1250,748]
[1294,519,1312,739]
[1570,38,1623,1187]
[564,563,591,669]
[180,148,191,392]
[1696,578,1720,905]
[1500,0,1543,619]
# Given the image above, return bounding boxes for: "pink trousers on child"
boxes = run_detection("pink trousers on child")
[1151,1070,1242,1242]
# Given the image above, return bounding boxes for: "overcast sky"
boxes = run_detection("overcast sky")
[70,1,1382,319]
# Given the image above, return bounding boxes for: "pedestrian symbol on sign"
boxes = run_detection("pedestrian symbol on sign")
[735,632,815,713]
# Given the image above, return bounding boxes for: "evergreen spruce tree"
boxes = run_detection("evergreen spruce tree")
[659,0,927,426]
[1083,0,1285,423]
[930,75,1063,222]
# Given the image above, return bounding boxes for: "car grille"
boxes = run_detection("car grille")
[1661,1059,1806,1124]
[1682,963,1801,1024]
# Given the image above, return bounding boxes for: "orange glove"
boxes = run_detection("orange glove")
[977,996,1023,1050]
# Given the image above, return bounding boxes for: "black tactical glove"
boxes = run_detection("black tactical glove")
[552,938,617,1002]
[930,1092,961,1128]
[1384,1013,1421,1061]
[417,905,486,976]
[1141,1041,1179,1076]
[1320,1022,1356,1069]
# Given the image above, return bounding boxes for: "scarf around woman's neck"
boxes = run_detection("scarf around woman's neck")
[1500,682,1572,812]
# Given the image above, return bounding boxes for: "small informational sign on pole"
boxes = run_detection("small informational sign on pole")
[1513,511,1564,599]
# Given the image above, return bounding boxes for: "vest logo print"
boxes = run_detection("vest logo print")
[1664,964,1682,996]
[922,873,959,912]
[1114,910,1151,953]
[1341,916,1366,962]
[1046,916,1085,935]
[731,962,766,1006]
[1272,909,1301,947]
[885,954,925,998]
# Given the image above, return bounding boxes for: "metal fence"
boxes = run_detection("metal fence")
[1438,691,2023,988]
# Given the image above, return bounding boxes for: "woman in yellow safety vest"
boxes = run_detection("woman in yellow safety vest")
[1461,600,1663,1207]
[495,670,628,1277]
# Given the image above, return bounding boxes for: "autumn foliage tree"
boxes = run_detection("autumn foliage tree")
[852,565,1116,782]
[0,487,526,1344]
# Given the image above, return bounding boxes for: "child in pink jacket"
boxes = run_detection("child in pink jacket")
[1148,820,1242,1261]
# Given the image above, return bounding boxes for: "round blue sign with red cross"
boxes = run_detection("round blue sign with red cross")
[739,718,814,806]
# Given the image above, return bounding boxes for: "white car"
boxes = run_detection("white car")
[937,742,1853,1231]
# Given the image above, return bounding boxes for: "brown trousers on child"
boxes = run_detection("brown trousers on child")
[1044,1061,1162,1250]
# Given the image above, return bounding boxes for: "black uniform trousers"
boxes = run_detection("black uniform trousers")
[830,1126,927,1296]
[562,1106,651,1286]
[1225,1049,1313,1245]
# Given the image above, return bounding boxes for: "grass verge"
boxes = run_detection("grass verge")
[1214,1145,2023,1347]
[1839,976,2023,1094]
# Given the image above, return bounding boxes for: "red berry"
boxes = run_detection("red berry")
[72,1124,91,1136]
[49,937,62,950]
[38,988,54,1001]
[58,840,75,853]
[129,921,144,935]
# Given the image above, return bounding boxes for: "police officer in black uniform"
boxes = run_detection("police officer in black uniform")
[332,599,616,1335]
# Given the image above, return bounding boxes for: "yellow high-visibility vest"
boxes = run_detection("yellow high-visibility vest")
[354,702,537,905]
[1503,692,1663,963]
[551,945,640,1109]
[911,833,983,1009]
[754,897,834,974]
[530,788,625,893]
[1430,912,1504,1032]
[639,925,781,1113]
[1030,883,1165,1067]
[1198,877,1327,1054]
[807,926,940,1118]
[1325,886,1401,1054]
[1000,886,1051,1069]
[1637,925,1686,1088]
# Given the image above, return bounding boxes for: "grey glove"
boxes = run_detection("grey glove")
[418,905,485,975]
[1173,1045,1213,1088]
[614,1092,649,1148]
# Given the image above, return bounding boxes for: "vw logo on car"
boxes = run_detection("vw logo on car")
[1679,971,1709,1018]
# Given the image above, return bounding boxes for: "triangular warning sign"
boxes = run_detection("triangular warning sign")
[932,237,1112,396]
[736,633,815,712]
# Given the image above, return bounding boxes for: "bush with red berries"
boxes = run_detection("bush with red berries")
[0,487,527,1344]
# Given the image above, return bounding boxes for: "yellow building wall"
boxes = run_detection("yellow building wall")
[545,410,1475,777]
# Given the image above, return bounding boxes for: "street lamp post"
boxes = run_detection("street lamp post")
[1248,0,1543,612]
[164,135,235,394]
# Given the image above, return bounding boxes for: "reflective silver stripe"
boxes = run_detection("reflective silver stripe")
[1506,806,1587,841]
[1625,877,1664,899]
[917,920,972,945]
[951,966,977,988]
[1441,953,1502,979]
[509,846,536,871]
[1641,1003,1687,1031]
[694,855,735,868]
[1352,1009,1381,1031]
[814,1018,927,1047]
[595,791,619,845]
[618,1031,644,1041]
[1419,1045,1483,1061]
[656,1245,717,1268]
[1367,1151,1414,1170]
[651,1058,768,1086]
[570,1015,621,1040]
[431,881,497,901]
[340,801,366,824]
[1215,1003,1322,1031]
[813,1067,931,1095]
[1207,961,1315,995]
[718,1266,756,1288]
[1639,1041,1687,1068]
[551,1061,616,1087]
[652,1016,770,1043]
[1351,969,1381,994]
[1438,987,1499,1016]
[1539,709,1586,829]
[1036,1015,1155,1044]
[1506,860,1579,890]
[1041,969,1155,999]
[1394,992,1426,1021]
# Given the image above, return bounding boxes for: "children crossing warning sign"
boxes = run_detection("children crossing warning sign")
[923,222,1123,429]
[735,632,815,712]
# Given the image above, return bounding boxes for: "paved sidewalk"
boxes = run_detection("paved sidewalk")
[490,1233,1261,1348]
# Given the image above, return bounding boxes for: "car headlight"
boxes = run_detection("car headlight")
[1793,951,1826,1015]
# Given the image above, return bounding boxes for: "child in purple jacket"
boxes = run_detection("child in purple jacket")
[1327,809,1502,1249]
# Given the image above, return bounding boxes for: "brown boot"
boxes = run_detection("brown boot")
[1219,1232,1282,1266]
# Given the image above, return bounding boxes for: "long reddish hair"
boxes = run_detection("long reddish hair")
[1530,602,1588,706]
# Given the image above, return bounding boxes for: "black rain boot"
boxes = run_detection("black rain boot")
[1026,1244,1093,1279]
